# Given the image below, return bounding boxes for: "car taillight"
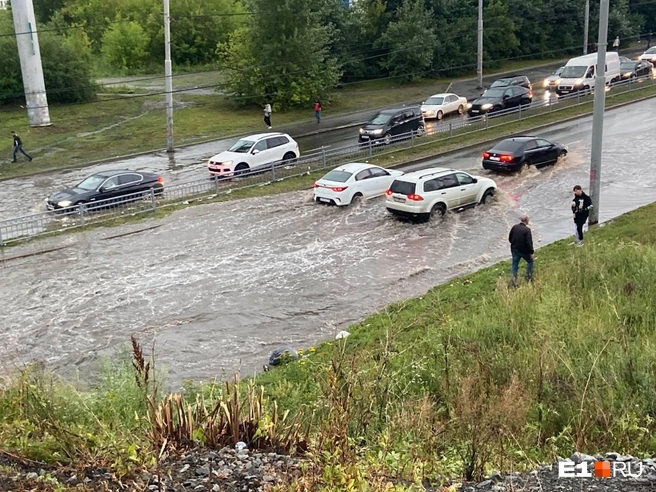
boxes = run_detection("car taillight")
[482,152,490,159]
[157,177,164,183]
[331,186,348,192]
[313,183,319,188]
[385,189,392,196]
[407,194,424,201]
[500,155,513,162]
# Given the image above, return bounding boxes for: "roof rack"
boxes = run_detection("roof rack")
[417,168,455,179]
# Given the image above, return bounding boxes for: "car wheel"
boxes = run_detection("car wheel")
[520,162,530,173]
[234,163,249,177]
[458,104,464,114]
[351,192,363,205]
[436,110,443,120]
[282,152,297,164]
[479,188,495,205]
[416,124,425,136]
[383,133,392,145]
[429,203,446,219]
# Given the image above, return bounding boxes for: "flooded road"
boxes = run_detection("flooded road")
[1,100,655,388]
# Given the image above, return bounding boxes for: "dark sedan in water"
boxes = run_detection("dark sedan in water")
[467,86,532,116]
[47,170,164,210]
[482,136,567,172]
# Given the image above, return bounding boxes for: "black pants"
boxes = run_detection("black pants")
[264,115,271,127]
[574,216,587,242]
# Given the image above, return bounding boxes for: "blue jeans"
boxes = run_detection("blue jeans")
[315,110,321,122]
[13,145,31,161]
[511,251,534,282]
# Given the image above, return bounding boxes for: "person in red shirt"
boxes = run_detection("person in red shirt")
[314,100,322,123]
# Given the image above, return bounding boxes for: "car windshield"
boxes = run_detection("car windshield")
[554,67,565,75]
[481,88,506,98]
[491,139,526,153]
[425,97,444,105]
[322,170,352,183]
[369,113,392,125]
[76,175,106,191]
[645,47,656,54]
[390,180,416,195]
[490,79,511,88]
[621,62,638,70]
[228,139,255,153]
[561,66,587,78]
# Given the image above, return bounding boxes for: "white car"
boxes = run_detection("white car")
[385,167,497,221]
[639,47,656,65]
[543,66,565,89]
[207,132,300,177]
[420,93,468,120]
[313,163,404,206]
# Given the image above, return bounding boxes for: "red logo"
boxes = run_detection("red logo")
[594,461,611,478]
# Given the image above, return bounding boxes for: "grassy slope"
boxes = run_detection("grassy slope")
[254,203,656,484]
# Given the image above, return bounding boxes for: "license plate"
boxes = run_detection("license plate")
[471,109,479,113]
[490,156,500,161]
[393,197,405,203]
[561,90,570,94]
[319,197,330,203]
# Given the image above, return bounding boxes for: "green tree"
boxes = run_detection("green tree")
[219,0,342,109]
[101,20,150,70]
[377,0,438,80]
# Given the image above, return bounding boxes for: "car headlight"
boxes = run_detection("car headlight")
[624,72,632,77]
[359,128,364,134]
[481,103,493,110]
[57,200,72,208]
[575,78,583,85]
[466,103,472,109]
[543,79,549,87]
[372,129,383,135]
[222,160,233,168]
[555,78,561,84]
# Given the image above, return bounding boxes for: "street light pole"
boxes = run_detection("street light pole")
[583,0,590,54]
[477,0,483,89]
[164,0,174,152]
[588,0,610,226]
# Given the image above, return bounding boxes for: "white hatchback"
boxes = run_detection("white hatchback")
[208,133,300,177]
[313,163,404,206]
[420,93,468,120]
[385,167,497,221]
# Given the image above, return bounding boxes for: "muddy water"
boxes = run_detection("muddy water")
[1,101,655,388]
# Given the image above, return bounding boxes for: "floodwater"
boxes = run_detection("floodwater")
[1,99,655,388]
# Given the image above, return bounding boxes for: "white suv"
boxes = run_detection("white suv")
[385,167,497,221]
[208,132,300,177]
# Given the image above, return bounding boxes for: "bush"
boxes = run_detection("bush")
[101,20,150,71]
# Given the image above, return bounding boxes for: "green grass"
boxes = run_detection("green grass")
[2,201,656,488]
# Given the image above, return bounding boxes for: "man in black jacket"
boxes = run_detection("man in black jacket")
[508,213,534,286]
[10,131,32,163]
[571,185,592,246]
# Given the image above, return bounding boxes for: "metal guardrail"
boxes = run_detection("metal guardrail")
[1,73,654,246]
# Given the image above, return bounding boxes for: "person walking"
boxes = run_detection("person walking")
[10,131,32,163]
[613,36,620,50]
[508,214,534,287]
[263,103,272,129]
[571,185,593,246]
[314,99,322,124]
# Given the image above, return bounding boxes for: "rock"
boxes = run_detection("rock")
[235,441,248,452]
[38,469,46,476]
[148,486,159,491]
[617,454,634,462]
[476,479,493,488]
[179,464,190,474]
[194,486,205,491]
[195,466,210,476]
[268,346,298,366]
[26,472,38,480]
[263,475,276,483]
[606,452,621,460]
[570,452,595,463]
[487,472,503,483]
[212,485,221,492]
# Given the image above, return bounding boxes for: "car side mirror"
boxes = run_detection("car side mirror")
[503,95,510,99]
[252,149,260,154]
[99,187,106,193]
[472,178,478,183]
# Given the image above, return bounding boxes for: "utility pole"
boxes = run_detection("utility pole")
[583,0,590,54]
[477,0,483,89]
[588,0,609,226]
[11,0,51,127]
[163,0,174,152]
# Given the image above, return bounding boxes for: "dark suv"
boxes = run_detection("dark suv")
[467,86,532,116]
[489,75,532,91]
[358,107,425,144]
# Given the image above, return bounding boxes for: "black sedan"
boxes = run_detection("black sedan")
[467,86,532,117]
[47,170,164,210]
[482,136,567,172]
[620,60,653,80]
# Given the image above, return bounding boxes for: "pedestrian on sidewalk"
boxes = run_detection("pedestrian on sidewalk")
[571,185,592,247]
[263,103,272,129]
[314,99,322,123]
[508,214,534,287]
[613,36,620,50]
[10,131,32,162]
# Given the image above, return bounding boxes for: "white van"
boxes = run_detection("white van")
[556,52,621,96]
